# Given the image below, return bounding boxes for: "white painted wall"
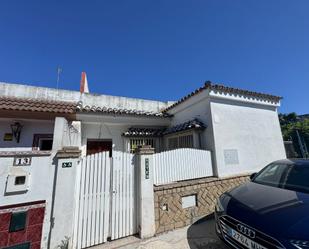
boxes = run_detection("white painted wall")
[166,90,218,174]
[52,118,81,150]
[50,157,80,249]
[210,97,286,177]
[167,90,215,151]
[166,89,285,178]
[0,118,54,151]
[0,154,54,249]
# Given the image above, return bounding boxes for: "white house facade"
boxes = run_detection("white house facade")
[0,79,286,249]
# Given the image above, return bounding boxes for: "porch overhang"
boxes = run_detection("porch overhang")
[123,128,166,137]
[122,119,206,138]
[162,119,206,136]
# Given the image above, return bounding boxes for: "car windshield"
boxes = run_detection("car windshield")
[253,162,309,194]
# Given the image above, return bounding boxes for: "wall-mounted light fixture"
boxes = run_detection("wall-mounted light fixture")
[10,122,23,143]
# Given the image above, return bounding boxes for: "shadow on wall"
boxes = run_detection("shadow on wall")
[187,214,228,249]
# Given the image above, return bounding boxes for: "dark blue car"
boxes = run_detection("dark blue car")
[215,159,309,249]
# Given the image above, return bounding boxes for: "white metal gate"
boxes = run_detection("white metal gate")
[72,151,138,249]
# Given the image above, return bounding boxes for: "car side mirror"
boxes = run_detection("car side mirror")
[250,173,257,180]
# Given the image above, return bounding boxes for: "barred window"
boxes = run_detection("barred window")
[129,138,156,153]
[168,134,194,150]
[179,135,193,148]
[168,137,178,150]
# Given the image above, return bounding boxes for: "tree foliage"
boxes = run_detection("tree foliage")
[279,112,309,157]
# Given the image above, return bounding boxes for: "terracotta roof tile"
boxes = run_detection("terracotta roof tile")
[0,96,76,114]
[162,119,206,135]
[77,101,171,118]
[122,119,206,137]
[163,81,282,112]
[123,128,165,137]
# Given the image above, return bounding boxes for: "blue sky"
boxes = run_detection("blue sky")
[0,1,308,114]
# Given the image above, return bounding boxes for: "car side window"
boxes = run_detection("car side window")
[254,162,309,193]
[254,164,287,187]
[284,166,309,192]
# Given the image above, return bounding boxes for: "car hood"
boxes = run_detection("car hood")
[225,182,309,239]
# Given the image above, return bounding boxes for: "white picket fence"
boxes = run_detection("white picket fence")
[111,151,138,240]
[72,148,212,248]
[72,152,111,249]
[153,148,213,185]
[72,151,138,249]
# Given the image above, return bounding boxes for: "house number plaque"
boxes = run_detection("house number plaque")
[13,157,32,166]
[145,158,149,179]
[62,162,72,168]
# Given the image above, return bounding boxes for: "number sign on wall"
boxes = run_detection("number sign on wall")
[145,158,149,179]
[13,157,32,166]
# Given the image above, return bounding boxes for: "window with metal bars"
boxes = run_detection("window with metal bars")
[129,138,156,153]
[168,134,194,150]
[167,137,178,150]
[179,134,193,148]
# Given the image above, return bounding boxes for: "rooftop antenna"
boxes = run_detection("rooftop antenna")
[56,66,62,89]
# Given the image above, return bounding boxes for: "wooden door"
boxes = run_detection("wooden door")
[86,140,112,157]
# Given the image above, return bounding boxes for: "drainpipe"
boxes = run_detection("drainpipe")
[47,155,59,249]
[47,117,65,249]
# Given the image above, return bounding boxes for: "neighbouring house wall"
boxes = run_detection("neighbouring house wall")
[0,117,81,249]
[0,201,46,249]
[210,98,286,177]
[0,118,54,151]
[0,155,54,249]
[154,175,249,234]
[0,119,57,248]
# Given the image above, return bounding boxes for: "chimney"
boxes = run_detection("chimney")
[80,72,89,93]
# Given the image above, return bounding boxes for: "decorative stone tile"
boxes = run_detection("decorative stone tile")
[0,213,11,232]
[30,242,41,249]
[8,229,26,245]
[0,231,9,247]
[27,224,43,243]
[28,208,45,226]
[0,202,45,249]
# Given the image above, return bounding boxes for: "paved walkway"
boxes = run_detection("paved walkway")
[95,216,228,249]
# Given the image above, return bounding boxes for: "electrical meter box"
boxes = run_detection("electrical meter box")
[5,169,30,194]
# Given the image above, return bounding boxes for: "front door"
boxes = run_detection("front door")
[86,140,112,157]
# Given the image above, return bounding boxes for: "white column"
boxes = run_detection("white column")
[136,145,156,239]
[48,148,81,249]
[52,117,82,151]
[52,117,67,151]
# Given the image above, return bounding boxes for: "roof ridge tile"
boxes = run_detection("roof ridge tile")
[163,81,282,112]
